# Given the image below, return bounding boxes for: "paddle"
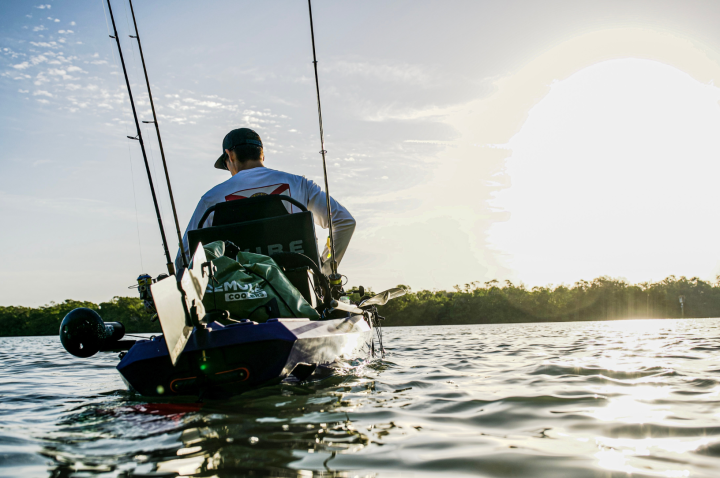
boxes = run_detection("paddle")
[359,288,407,308]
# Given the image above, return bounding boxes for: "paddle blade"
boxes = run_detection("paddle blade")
[151,277,193,366]
[359,287,407,307]
[181,243,210,322]
[150,243,212,366]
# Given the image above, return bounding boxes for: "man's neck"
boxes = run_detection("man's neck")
[230,160,264,176]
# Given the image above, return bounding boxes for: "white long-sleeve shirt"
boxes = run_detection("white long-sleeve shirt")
[176,167,355,275]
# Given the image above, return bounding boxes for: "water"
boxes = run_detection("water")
[2,319,720,477]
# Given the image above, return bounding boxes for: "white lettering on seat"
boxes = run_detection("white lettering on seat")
[289,240,304,253]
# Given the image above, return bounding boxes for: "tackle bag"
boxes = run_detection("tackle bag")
[200,241,320,322]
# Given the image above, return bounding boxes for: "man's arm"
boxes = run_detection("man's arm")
[305,178,356,274]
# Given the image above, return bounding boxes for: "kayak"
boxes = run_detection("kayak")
[116,315,372,398]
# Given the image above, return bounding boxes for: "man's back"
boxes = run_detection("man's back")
[178,167,355,274]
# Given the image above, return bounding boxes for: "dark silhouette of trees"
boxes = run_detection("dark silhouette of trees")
[2,275,718,336]
[364,275,720,326]
[0,297,160,337]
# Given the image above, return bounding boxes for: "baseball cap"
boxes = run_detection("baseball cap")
[214,128,263,170]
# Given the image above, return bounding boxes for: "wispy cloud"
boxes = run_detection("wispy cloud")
[327,60,434,85]
[34,4,51,9]
[30,41,60,49]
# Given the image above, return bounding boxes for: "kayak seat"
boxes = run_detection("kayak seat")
[187,195,322,305]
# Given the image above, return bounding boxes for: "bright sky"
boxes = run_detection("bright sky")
[3,0,720,306]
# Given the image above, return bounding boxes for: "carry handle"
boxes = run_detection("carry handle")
[198,195,308,229]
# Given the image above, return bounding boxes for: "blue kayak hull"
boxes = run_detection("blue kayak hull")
[116,316,373,397]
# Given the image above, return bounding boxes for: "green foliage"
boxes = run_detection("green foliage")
[1,275,717,336]
[0,297,161,337]
[377,276,720,326]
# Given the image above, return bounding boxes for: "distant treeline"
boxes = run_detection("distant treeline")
[0,297,160,337]
[374,276,720,326]
[0,276,717,337]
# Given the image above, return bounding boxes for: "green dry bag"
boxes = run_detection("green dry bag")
[200,241,320,322]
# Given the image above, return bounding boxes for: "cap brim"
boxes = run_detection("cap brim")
[214,152,228,170]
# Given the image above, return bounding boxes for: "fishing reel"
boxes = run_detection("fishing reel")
[328,273,344,300]
[129,273,169,314]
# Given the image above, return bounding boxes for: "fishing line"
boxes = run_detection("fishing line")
[142,121,167,220]
[307,0,339,280]
[126,132,145,271]
[127,0,189,269]
[100,0,144,271]
[114,0,170,236]
[119,0,167,225]
[106,0,176,276]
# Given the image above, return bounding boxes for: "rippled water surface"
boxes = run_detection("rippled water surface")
[3,319,720,477]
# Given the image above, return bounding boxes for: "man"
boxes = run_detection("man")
[176,128,355,276]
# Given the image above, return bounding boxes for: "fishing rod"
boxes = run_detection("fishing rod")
[127,0,188,270]
[307,0,340,284]
[106,0,175,276]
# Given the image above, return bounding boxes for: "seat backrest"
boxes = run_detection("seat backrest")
[187,195,321,268]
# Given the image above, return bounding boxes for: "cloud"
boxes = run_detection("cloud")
[29,41,59,49]
[328,60,434,85]
[34,71,49,85]
[35,4,51,9]
[46,68,74,79]
[33,25,47,32]
[33,90,53,97]
[3,47,27,59]
[66,65,84,73]
[58,30,74,34]
[12,62,30,70]
[18,89,29,93]
[36,98,49,104]
[70,21,76,26]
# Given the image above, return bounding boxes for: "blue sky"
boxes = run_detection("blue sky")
[4,0,720,306]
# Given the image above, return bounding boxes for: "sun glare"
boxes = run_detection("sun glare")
[489,58,720,286]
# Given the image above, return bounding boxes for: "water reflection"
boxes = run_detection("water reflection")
[3,320,720,476]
